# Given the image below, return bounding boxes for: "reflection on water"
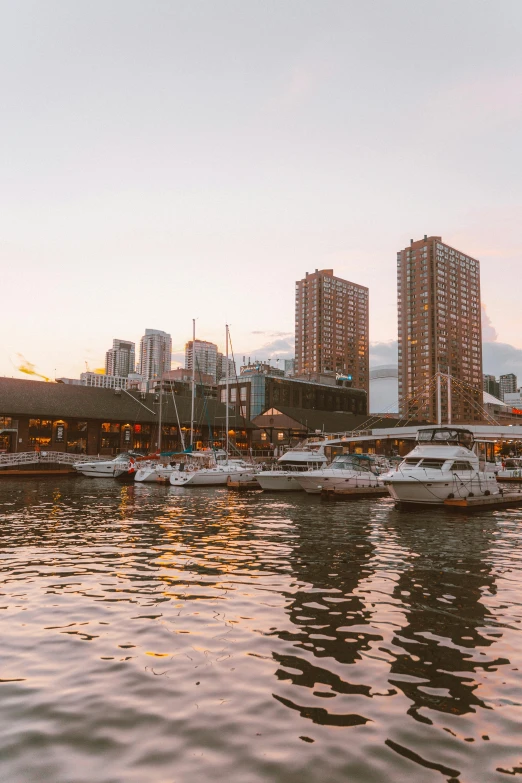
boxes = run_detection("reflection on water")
[1,479,522,782]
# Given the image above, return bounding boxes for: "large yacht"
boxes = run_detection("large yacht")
[74,453,131,478]
[169,452,256,487]
[255,441,328,491]
[381,427,499,505]
[496,457,522,481]
[296,453,388,494]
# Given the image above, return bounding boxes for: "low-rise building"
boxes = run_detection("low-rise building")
[0,377,255,456]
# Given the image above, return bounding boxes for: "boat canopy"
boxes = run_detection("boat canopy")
[416,428,474,449]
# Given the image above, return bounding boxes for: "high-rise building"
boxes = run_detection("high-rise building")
[216,352,236,382]
[138,329,172,381]
[397,235,482,423]
[500,373,517,400]
[295,269,369,392]
[105,339,135,378]
[185,340,218,381]
[483,374,500,400]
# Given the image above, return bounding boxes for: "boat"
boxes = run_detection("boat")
[255,441,328,491]
[74,453,132,478]
[169,454,255,486]
[381,427,499,505]
[134,458,175,483]
[296,453,388,494]
[496,457,522,481]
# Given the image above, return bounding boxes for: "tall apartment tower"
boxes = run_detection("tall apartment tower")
[295,269,369,391]
[483,374,500,400]
[138,329,172,381]
[397,236,482,423]
[499,373,517,400]
[185,339,218,381]
[105,339,135,378]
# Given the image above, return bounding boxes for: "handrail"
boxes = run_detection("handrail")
[0,452,108,468]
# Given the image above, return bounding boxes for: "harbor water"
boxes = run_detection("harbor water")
[1,478,522,782]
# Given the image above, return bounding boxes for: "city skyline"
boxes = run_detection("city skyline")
[2,2,522,382]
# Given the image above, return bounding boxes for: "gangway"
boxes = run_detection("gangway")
[0,452,108,469]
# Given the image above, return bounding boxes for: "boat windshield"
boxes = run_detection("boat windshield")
[417,428,474,449]
[505,459,522,469]
[331,455,371,471]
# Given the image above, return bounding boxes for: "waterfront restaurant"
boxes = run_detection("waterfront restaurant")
[0,378,255,455]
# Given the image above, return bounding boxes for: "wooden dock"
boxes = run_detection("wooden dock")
[444,491,522,511]
[321,486,389,501]
[226,478,261,490]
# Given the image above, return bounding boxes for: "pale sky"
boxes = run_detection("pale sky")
[2,0,522,380]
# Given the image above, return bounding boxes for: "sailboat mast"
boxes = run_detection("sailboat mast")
[158,341,163,453]
[190,318,196,448]
[225,323,229,458]
[447,372,452,425]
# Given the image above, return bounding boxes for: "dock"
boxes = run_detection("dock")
[226,478,261,490]
[321,486,389,501]
[444,491,522,511]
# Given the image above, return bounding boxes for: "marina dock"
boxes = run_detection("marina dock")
[444,491,522,511]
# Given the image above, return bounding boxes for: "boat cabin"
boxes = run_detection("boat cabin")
[416,427,474,450]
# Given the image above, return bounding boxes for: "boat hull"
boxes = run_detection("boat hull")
[384,473,500,505]
[74,462,123,478]
[297,471,383,494]
[255,472,303,491]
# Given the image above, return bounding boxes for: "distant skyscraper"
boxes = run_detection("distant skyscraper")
[295,269,369,392]
[105,339,135,378]
[138,329,172,381]
[185,339,218,381]
[483,374,500,400]
[500,373,517,400]
[397,236,482,422]
[216,352,236,382]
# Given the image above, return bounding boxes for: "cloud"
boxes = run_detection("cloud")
[481,303,498,342]
[483,342,522,380]
[245,335,295,363]
[369,340,398,368]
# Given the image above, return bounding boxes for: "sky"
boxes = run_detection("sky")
[1,0,522,380]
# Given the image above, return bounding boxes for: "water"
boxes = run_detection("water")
[1,479,522,782]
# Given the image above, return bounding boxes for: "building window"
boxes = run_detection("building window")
[240,386,247,401]
[277,432,284,440]
[230,388,237,403]
[220,389,226,403]
[261,432,267,441]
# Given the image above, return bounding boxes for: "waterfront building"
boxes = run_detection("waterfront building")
[186,339,219,381]
[284,359,295,377]
[157,368,217,399]
[397,236,482,423]
[369,365,399,414]
[105,339,135,378]
[295,268,369,393]
[138,329,172,381]
[0,377,253,456]
[483,374,500,400]
[500,373,517,400]
[80,372,129,389]
[218,364,367,423]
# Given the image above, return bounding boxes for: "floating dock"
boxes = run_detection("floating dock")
[444,491,522,511]
[321,486,389,501]
[226,478,261,490]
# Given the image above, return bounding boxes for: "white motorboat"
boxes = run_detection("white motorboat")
[496,457,522,481]
[296,454,387,494]
[381,427,499,505]
[74,453,131,478]
[169,457,255,487]
[255,441,328,491]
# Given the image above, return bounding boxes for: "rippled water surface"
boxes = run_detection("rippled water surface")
[1,478,522,782]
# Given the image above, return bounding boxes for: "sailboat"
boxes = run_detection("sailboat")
[170,323,255,487]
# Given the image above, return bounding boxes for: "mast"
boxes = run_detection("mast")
[436,370,442,426]
[447,372,452,425]
[158,344,163,453]
[225,323,229,458]
[190,318,196,448]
